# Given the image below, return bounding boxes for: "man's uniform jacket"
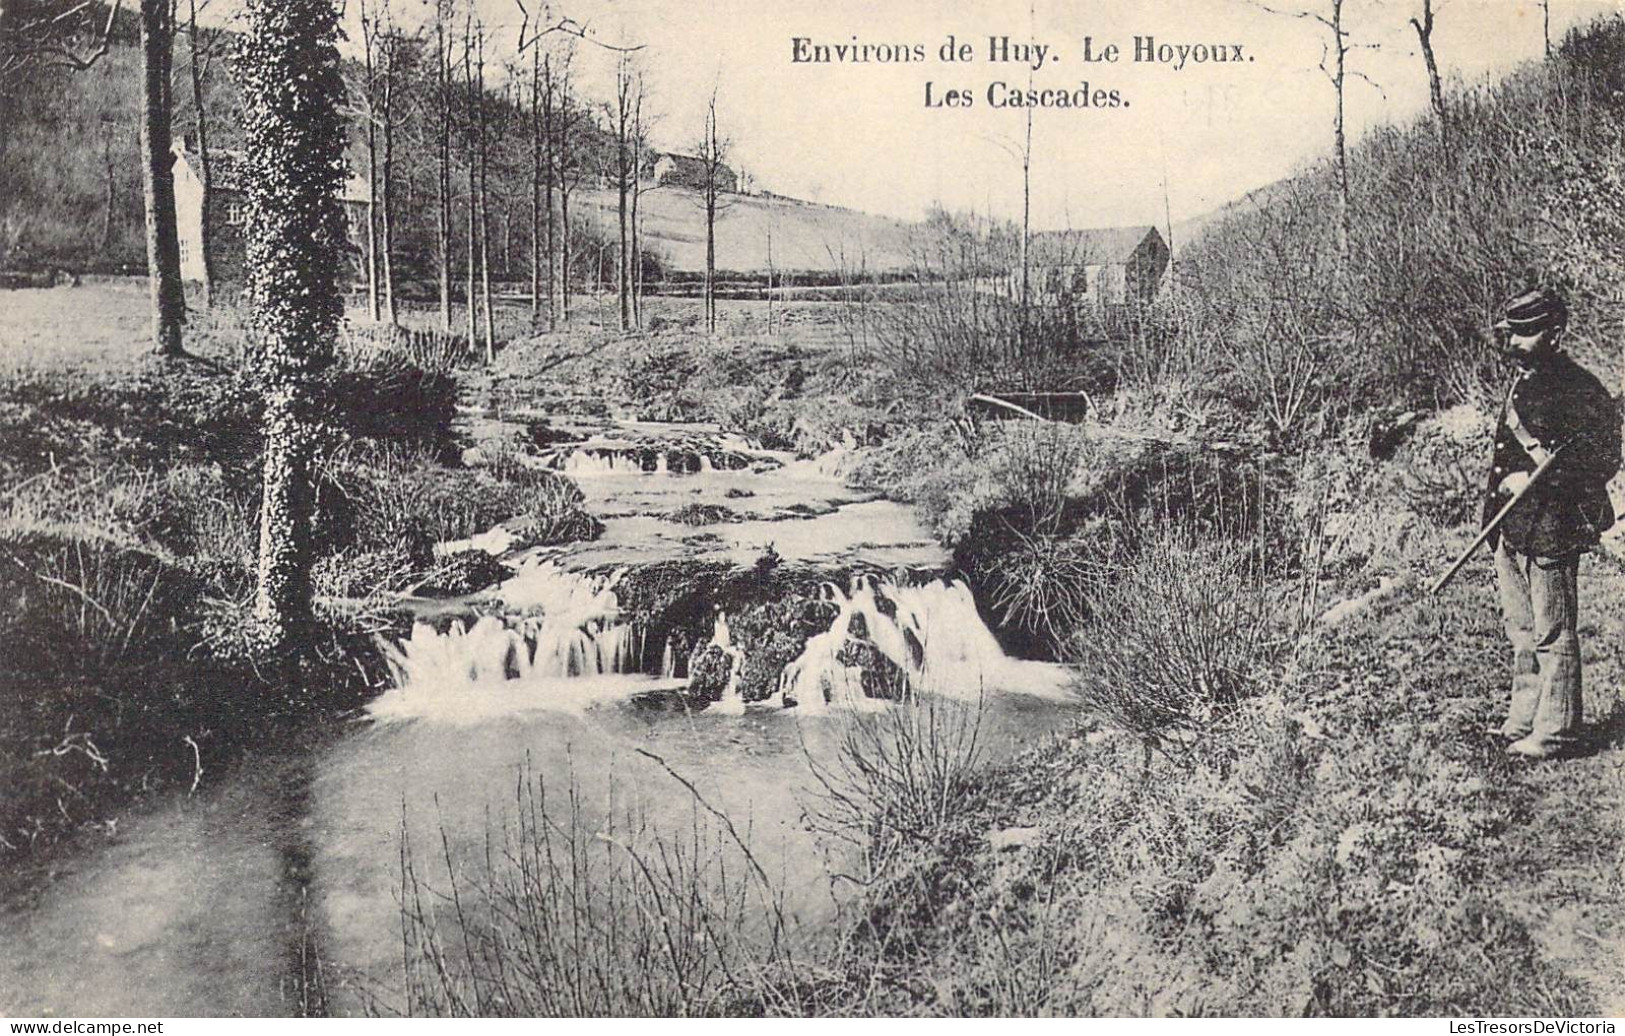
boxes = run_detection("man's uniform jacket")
[1482,352,1622,556]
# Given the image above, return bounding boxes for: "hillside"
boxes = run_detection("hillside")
[0,1,921,284]
[574,185,920,279]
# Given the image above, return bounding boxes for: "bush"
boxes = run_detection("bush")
[804,692,988,881]
[981,527,1104,651]
[668,502,735,526]
[316,443,596,558]
[1070,528,1290,761]
[507,471,603,548]
[1390,405,1494,526]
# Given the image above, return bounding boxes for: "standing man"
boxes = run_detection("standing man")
[1483,286,1621,759]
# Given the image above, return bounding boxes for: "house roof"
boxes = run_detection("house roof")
[1030,225,1161,265]
[173,148,373,204]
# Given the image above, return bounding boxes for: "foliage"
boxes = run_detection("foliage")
[836,569,1602,1015]
[1184,17,1625,420]
[1069,527,1290,762]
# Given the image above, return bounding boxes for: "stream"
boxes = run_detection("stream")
[0,418,1080,1017]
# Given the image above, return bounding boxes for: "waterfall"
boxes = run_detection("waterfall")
[707,612,747,716]
[777,576,1073,712]
[559,448,649,476]
[369,562,681,723]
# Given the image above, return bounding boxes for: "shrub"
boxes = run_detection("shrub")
[1070,528,1290,762]
[1390,405,1494,526]
[990,422,1092,535]
[803,691,987,882]
[507,471,602,548]
[981,527,1104,650]
[395,761,802,1017]
[315,443,596,558]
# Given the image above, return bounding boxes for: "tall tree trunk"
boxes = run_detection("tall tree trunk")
[475,29,494,363]
[615,57,631,332]
[435,14,451,332]
[1019,95,1031,361]
[360,6,380,322]
[1332,0,1351,262]
[630,74,643,329]
[463,29,477,348]
[529,40,542,326]
[703,94,718,334]
[544,53,557,329]
[558,65,573,324]
[185,0,213,307]
[380,32,396,324]
[139,0,184,356]
[238,0,346,651]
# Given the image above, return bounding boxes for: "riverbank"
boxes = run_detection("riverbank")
[0,284,603,859]
[822,543,1625,1015]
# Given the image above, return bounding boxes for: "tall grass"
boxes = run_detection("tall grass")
[802,690,988,885]
[392,755,813,1018]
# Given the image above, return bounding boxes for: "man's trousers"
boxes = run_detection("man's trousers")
[1493,539,1583,749]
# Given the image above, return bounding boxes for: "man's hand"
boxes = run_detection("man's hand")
[1499,471,1533,496]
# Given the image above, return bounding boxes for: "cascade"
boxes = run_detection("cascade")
[707,612,748,716]
[369,562,676,722]
[777,576,1073,711]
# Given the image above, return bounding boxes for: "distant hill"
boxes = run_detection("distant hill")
[574,186,921,279]
[1170,176,1297,252]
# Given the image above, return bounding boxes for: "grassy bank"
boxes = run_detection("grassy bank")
[0,287,599,857]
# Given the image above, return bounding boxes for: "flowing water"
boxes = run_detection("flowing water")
[0,419,1078,1017]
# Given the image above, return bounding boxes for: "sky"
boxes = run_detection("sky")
[367,0,1621,230]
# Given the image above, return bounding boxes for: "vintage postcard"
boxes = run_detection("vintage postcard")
[2,0,1623,1022]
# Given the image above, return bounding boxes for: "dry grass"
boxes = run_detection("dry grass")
[389,754,813,1018]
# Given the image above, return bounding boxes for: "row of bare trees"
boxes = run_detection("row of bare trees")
[2,0,694,357]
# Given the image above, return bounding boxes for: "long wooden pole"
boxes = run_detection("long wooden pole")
[1430,447,1565,595]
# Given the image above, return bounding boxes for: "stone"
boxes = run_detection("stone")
[988,826,1041,852]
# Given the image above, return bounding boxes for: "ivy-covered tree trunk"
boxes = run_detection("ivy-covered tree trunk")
[237,0,347,651]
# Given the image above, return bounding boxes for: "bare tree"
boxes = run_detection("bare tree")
[630,69,647,328]
[0,0,123,83]
[461,17,477,348]
[375,8,404,325]
[698,84,730,334]
[612,50,633,331]
[352,0,381,321]
[473,21,494,361]
[184,0,215,306]
[1245,0,1380,261]
[138,0,185,355]
[1410,0,1447,146]
[433,3,452,331]
[237,0,347,650]
[555,43,580,323]
[528,32,543,326]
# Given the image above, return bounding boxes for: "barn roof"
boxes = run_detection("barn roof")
[173,148,373,204]
[1030,225,1162,265]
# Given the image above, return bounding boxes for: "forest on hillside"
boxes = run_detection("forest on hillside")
[0,0,641,289]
